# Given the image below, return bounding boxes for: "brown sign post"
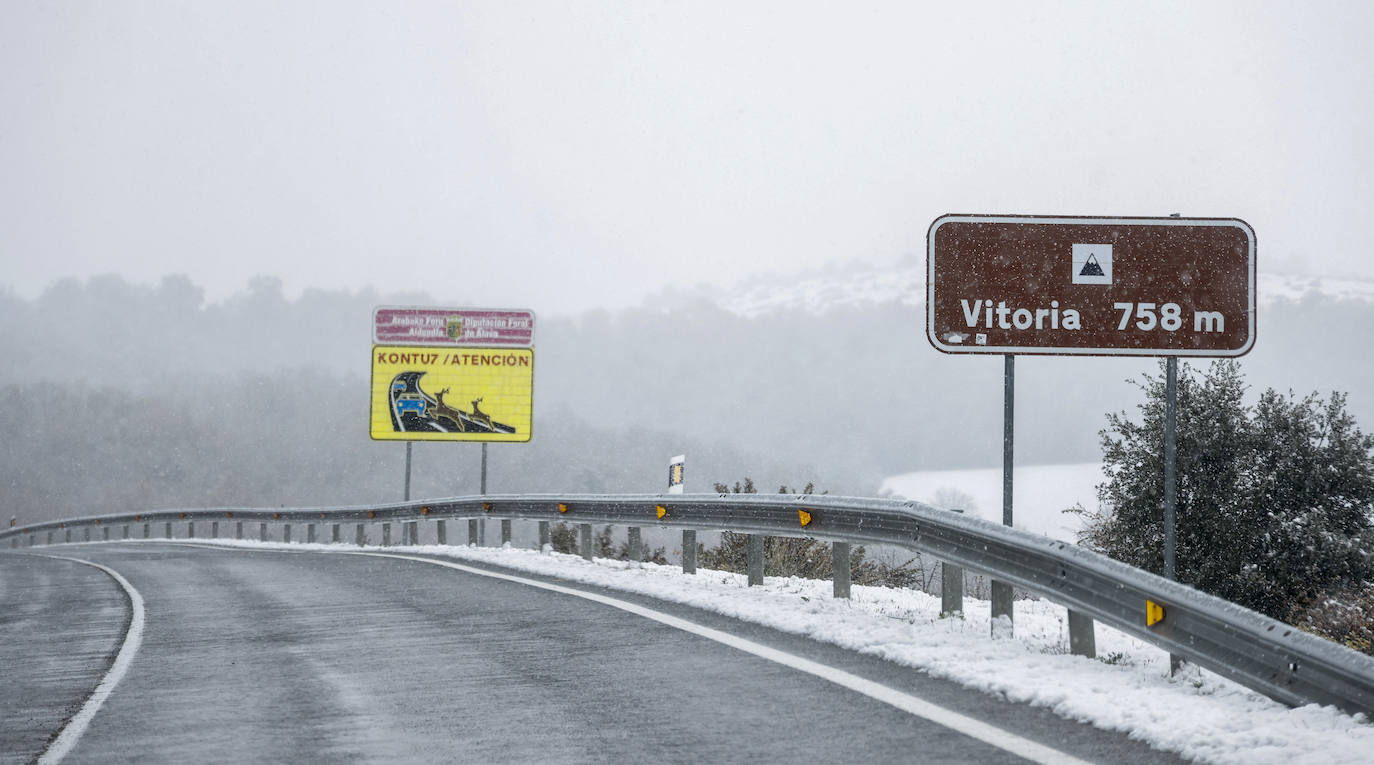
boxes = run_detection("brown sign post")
[926,213,1256,656]
[927,215,1256,356]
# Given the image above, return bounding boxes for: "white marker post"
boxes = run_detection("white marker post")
[669,455,694,573]
[668,455,685,495]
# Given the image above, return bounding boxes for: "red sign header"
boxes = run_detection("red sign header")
[373,307,535,348]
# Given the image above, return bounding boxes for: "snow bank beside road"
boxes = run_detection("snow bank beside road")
[168,538,1371,764]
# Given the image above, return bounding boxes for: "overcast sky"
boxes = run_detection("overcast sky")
[3,1,1371,315]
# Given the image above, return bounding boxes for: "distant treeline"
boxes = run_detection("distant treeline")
[3,274,1372,522]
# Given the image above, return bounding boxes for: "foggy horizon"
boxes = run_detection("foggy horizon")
[6,2,1374,314]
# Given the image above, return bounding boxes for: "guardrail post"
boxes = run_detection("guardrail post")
[941,561,964,618]
[84,527,91,542]
[65,528,72,543]
[46,530,54,545]
[940,508,965,617]
[355,523,365,546]
[283,524,292,543]
[235,521,243,540]
[538,521,550,552]
[259,522,268,542]
[436,520,447,545]
[747,535,764,586]
[682,530,697,573]
[579,523,593,562]
[409,521,420,545]
[501,519,512,546]
[468,519,478,546]
[164,522,172,539]
[122,525,130,539]
[1067,609,1096,658]
[991,582,1014,638]
[211,521,218,539]
[627,527,641,563]
[332,524,341,543]
[832,542,851,599]
[187,521,195,539]
[102,526,110,541]
[307,524,316,543]
[28,534,34,546]
[143,523,150,538]
[479,519,487,546]
[382,523,392,546]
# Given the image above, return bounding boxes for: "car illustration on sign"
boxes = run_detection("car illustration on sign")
[387,371,516,434]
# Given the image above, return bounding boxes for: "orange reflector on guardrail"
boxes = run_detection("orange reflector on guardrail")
[558,504,569,514]
[798,510,812,527]
[1146,600,1166,627]
[421,507,430,515]
[368,511,376,519]
[225,512,233,518]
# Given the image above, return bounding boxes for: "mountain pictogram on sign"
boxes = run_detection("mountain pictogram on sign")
[1079,254,1106,277]
[1071,243,1112,285]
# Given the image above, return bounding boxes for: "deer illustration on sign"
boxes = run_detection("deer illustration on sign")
[388,371,516,434]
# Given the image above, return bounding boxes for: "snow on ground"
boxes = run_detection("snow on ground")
[881,462,1104,542]
[155,536,1371,764]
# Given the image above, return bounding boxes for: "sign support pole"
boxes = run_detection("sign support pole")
[1164,356,1181,674]
[403,442,413,502]
[991,354,1015,636]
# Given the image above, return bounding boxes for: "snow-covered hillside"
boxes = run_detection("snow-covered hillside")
[718,262,1374,318]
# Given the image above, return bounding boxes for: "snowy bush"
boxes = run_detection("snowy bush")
[548,522,667,564]
[1075,360,1374,624]
[1291,585,1374,656]
[700,478,920,588]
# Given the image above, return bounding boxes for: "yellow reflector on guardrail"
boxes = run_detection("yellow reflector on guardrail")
[1146,600,1166,627]
[798,510,812,527]
[558,503,569,514]
[656,505,667,519]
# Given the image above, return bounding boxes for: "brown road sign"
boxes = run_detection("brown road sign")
[927,215,1256,357]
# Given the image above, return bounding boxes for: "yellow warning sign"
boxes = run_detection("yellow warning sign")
[370,345,533,442]
[1146,599,1166,627]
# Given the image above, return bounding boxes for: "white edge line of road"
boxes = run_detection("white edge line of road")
[357,550,1093,765]
[30,553,146,765]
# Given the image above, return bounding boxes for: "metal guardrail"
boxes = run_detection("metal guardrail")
[5,492,1373,717]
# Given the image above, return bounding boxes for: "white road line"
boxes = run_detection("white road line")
[359,551,1093,765]
[31,554,146,765]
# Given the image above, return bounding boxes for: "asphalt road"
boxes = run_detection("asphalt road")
[0,544,1188,764]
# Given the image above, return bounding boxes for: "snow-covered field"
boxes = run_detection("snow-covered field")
[162,537,1372,764]
[881,462,1104,542]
